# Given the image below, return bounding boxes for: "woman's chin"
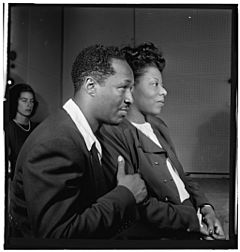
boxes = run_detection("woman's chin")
[150,108,162,116]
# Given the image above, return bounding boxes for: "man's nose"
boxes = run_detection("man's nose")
[124,88,134,105]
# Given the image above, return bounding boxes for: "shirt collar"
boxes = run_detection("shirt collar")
[63,98,102,158]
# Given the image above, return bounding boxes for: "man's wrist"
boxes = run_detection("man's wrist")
[200,204,215,215]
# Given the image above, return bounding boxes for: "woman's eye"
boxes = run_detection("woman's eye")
[152,82,158,87]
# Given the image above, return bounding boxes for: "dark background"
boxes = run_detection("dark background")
[5,4,237,248]
[8,4,233,174]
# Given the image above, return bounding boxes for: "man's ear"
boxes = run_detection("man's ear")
[83,77,97,96]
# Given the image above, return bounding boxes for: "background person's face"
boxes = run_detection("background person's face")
[96,58,134,125]
[17,91,34,118]
[132,66,167,116]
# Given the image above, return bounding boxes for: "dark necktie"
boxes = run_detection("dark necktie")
[90,142,107,198]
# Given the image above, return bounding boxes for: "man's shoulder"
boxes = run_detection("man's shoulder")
[28,109,83,145]
[38,109,74,130]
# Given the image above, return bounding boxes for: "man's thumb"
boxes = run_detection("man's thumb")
[117,155,125,178]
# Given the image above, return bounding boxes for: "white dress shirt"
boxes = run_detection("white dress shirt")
[63,98,102,161]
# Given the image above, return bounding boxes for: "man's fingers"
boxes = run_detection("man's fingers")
[212,233,226,240]
[203,217,214,235]
[203,236,214,240]
[117,155,126,178]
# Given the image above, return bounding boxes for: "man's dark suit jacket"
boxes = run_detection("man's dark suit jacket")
[10,109,136,239]
[98,116,211,239]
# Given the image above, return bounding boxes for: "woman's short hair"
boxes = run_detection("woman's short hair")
[8,83,38,119]
[121,42,166,80]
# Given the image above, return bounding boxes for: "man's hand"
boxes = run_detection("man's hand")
[200,205,226,240]
[117,155,147,204]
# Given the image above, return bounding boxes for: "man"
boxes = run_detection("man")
[10,45,147,238]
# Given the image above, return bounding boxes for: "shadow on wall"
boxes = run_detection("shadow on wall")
[31,93,49,123]
[193,110,230,174]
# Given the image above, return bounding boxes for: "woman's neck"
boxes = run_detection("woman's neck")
[14,112,30,125]
[126,105,146,124]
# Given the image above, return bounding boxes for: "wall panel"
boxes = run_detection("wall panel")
[9,5,62,122]
[62,7,134,103]
[135,8,232,173]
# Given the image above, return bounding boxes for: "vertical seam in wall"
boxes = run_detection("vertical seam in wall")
[230,6,237,238]
[133,7,136,47]
[59,6,64,108]
[27,6,30,83]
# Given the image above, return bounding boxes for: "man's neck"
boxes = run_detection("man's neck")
[72,96,99,133]
[14,112,30,125]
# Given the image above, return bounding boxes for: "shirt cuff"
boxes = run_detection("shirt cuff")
[197,208,203,227]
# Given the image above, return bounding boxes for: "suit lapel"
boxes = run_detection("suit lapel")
[136,128,167,154]
[149,117,185,178]
[64,109,107,200]
[128,122,180,201]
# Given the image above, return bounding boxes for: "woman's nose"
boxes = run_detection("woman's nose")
[161,86,167,96]
[27,101,33,107]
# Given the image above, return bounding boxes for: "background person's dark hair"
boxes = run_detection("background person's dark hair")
[121,42,166,80]
[9,83,38,120]
[71,44,125,92]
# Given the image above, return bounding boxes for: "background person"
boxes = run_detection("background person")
[98,42,225,240]
[7,83,39,180]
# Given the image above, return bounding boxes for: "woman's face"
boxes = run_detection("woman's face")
[132,66,167,116]
[17,91,35,118]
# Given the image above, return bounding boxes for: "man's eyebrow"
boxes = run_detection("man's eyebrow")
[125,79,133,84]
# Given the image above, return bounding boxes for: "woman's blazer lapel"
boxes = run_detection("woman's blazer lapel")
[124,120,180,202]
[149,116,186,177]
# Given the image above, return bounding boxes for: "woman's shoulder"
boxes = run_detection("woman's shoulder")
[101,118,132,132]
[99,118,136,140]
[31,121,39,129]
[147,115,168,128]
[8,120,15,127]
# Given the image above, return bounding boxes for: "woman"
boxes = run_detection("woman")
[7,83,39,179]
[98,42,225,240]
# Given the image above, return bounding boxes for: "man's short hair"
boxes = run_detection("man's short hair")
[71,44,125,92]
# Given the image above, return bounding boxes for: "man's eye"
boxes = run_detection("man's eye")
[152,82,158,87]
[119,86,127,90]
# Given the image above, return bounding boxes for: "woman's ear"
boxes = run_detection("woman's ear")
[83,77,97,96]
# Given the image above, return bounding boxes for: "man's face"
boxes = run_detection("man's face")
[95,58,134,125]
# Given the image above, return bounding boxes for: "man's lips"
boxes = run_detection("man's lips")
[119,107,130,113]
[120,106,130,111]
